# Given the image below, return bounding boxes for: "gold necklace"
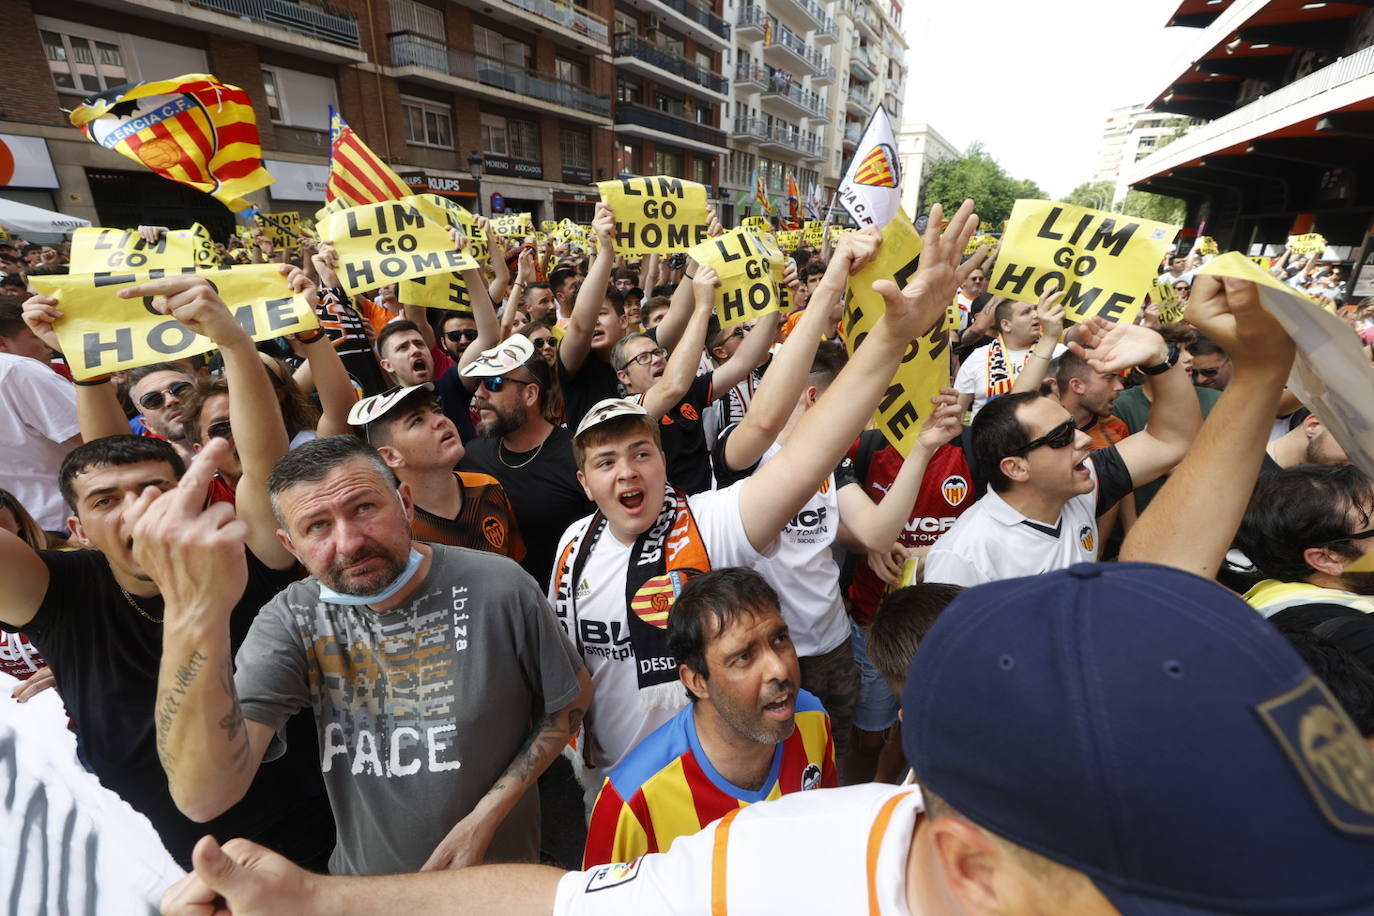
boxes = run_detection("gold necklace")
[116,580,163,624]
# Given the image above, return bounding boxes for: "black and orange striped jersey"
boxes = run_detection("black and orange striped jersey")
[411,471,526,563]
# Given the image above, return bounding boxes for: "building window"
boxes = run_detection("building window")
[41,29,127,95]
[483,113,540,160]
[473,25,530,66]
[262,69,283,122]
[617,80,640,105]
[555,57,584,85]
[481,112,508,156]
[618,142,640,175]
[402,96,453,148]
[654,149,682,175]
[561,127,592,170]
[692,157,709,186]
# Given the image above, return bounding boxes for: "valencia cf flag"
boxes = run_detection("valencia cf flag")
[70,74,271,212]
[836,106,901,228]
[326,108,410,207]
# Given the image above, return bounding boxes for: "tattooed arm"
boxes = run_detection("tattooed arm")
[131,438,277,821]
[420,668,592,871]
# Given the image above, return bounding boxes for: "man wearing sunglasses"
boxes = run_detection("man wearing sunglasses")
[926,318,1202,588]
[1184,333,1232,390]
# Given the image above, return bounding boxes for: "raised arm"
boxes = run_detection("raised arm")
[835,389,963,552]
[559,202,616,375]
[421,669,591,871]
[636,269,715,420]
[655,211,722,352]
[1010,287,1065,395]
[710,310,780,394]
[739,201,983,554]
[118,271,297,570]
[454,262,503,391]
[296,325,355,438]
[484,220,512,306]
[1119,276,1295,578]
[22,293,129,440]
[130,438,276,821]
[1069,318,1201,488]
[0,528,51,629]
[720,231,879,474]
[499,248,535,340]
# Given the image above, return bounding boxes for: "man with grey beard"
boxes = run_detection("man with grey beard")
[458,334,593,585]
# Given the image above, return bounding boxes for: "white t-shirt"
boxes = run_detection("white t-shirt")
[554,784,924,916]
[0,354,80,529]
[954,342,1030,418]
[924,450,1131,587]
[550,481,767,770]
[747,442,851,658]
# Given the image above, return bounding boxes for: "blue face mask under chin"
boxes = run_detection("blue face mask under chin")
[318,547,425,606]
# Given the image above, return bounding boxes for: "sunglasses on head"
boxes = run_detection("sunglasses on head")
[206,420,233,440]
[138,380,192,411]
[1313,528,1374,550]
[445,329,479,343]
[479,375,533,393]
[529,336,557,349]
[1007,419,1076,456]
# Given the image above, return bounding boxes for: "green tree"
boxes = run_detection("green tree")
[920,142,1045,226]
[1061,180,1117,210]
[1059,180,1188,226]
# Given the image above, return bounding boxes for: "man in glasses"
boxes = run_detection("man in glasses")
[125,363,197,455]
[926,319,1202,587]
[1185,333,1232,390]
[347,383,525,562]
[459,334,593,586]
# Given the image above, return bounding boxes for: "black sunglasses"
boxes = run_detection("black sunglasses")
[445,329,479,343]
[1314,528,1374,550]
[480,375,533,393]
[1007,419,1076,456]
[138,380,192,411]
[529,336,557,350]
[206,420,234,440]
[1187,366,1223,379]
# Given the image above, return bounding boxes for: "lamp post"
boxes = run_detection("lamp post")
[468,151,484,215]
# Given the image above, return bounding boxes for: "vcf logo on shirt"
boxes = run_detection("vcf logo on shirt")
[941,475,968,506]
[1079,525,1095,554]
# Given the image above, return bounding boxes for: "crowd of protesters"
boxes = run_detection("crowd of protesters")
[3,196,1374,916]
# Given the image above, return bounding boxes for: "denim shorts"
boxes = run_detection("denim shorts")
[850,618,900,732]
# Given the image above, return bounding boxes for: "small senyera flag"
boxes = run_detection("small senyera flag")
[70,73,271,212]
[327,107,409,207]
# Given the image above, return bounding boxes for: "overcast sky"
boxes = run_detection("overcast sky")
[900,0,1200,197]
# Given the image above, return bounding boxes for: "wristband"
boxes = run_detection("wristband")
[296,330,325,345]
[1140,341,1180,376]
[74,374,112,386]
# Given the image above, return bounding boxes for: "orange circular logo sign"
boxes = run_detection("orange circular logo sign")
[0,138,14,187]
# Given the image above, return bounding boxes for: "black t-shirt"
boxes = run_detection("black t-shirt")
[434,364,477,443]
[1092,445,1135,516]
[648,371,717,496]
[460,425,594,588]
[559,354,622,432]
[1270,603,1374,674]
[21,549,322,865]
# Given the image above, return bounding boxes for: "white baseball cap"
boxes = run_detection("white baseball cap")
[574,397,648,440]
[346,383,434,428]
[460,333,536,379]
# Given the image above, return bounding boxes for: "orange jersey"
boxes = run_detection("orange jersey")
[409,471,526,562]
[582,690,836,867]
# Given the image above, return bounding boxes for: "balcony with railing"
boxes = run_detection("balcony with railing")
[389,32,611,118]
[842,121,863,145]
[811,60,835,84]
[614,33,729,95]
[735,61,768,90]
[764,25,826,76]
[772,0,825,31]
[736,4,767,37]
[845,81,871,115]
[490,0,610,44]
[615,102,729,150]
[847,0,880,37]
[654,0,731,43]
[732,115,769,141]
[813,14,838,44]
[849,44,877,80]
[760,74,828,120]
[186,0,361,48]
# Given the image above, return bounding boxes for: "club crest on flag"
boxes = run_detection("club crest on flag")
[630,569,699,630]
[854,143,899,188]
[70,73,271,212]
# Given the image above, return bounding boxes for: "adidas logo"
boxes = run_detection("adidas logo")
[577,579,591,598]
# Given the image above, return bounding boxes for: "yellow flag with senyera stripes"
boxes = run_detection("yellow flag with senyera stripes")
[326,108,410,207]
[70,74,271,212]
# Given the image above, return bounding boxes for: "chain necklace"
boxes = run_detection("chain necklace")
[116,580,164,624]
[498,437,544,469]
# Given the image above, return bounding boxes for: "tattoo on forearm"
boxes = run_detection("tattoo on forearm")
[154,650,208,772]
[491,706,585,795]
[219,662,252,772]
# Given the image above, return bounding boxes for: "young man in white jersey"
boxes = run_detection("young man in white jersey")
[924,319,1202,587]
[953,297,1049,419]
[550,204,985,776]
[162,561,1374,916]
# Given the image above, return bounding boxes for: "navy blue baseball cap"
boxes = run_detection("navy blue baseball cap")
[903,562,1374,915]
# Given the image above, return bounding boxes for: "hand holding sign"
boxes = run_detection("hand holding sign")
[916,387,964,452]
[1036,284,1067,344]
[119,274,250,346]
[1186,274,1295,373]
[592,202,616,250]
[873,200,982,343]
[20,294,64,354]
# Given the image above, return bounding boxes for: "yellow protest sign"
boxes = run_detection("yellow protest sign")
[489,212,533,239]
[777,229,802,251]
[842,210,948,458]
[399,271,471,312]
[689,228,784,327]
[963,233,998,256]
[989,200,1177,327]
[1196,236,1219,256]
[1288,233,1327,256]
[540,220,558,233]
[315,197,349,227]
[412,194,489,263]
[802,221,825,248]
[1151,278,1185,325]
[1200,252,1374,480]
[70,224,216,274]
[31,264,318,381]
[740,216,772,234]
[325,196,479,294]
[256,210,302,248]
[596,175,709,256]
